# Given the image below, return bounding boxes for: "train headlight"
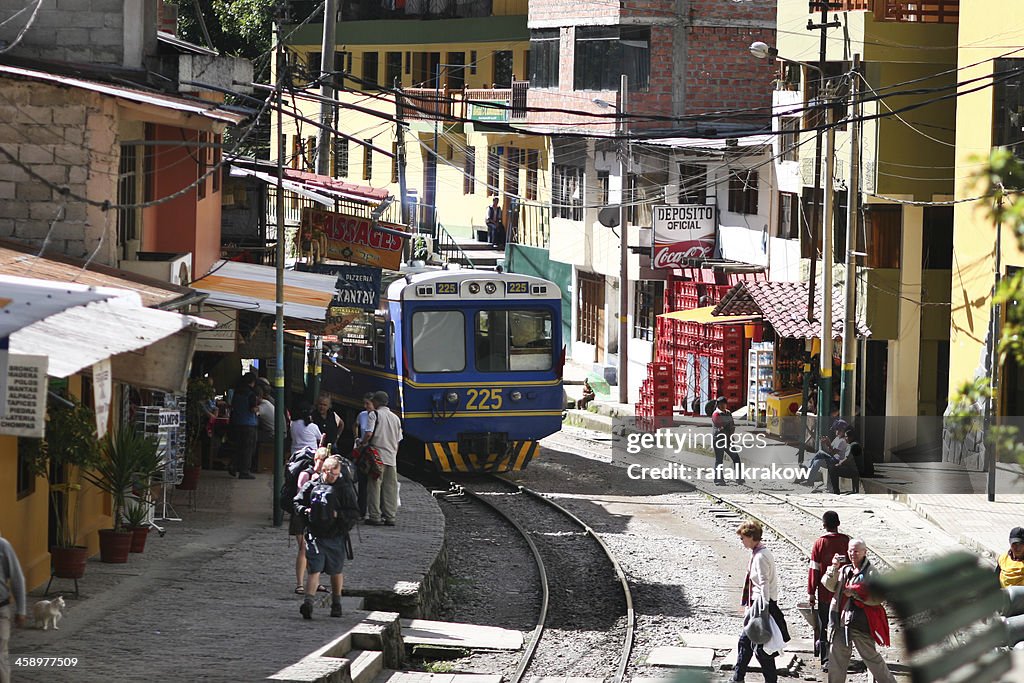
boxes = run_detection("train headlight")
[468,283,480,295]
[484,282,497,294]
[510,391,522,401]
[446,391,459,404]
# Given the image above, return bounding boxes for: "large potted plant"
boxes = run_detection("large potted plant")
[180,377,215,490]
[123,499,153,553]
[23,395,102,579]
[82,426,164,563]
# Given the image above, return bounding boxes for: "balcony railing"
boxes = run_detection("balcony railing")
[401,80,529,123]
[815,1,958,23]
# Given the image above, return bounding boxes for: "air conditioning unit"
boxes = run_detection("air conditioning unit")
[119,252,192,286]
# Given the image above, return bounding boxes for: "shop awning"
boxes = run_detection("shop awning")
[190,260,337,321]
[7,281,215,392]
[0,276,116,337]
[712,281,871,339]
[659,306,761,325]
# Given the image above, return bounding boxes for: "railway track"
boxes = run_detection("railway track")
[444,475,635,683]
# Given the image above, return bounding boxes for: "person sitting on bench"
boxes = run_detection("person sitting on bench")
[577,379,596,410]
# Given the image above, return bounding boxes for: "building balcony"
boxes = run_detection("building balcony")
[401,80,529,124]
[820,0,958,23]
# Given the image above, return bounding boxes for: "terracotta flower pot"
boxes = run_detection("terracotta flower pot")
[129,526,150,553]
[98,529,132,564]
[177,465,201,491]
[50,545,88,579]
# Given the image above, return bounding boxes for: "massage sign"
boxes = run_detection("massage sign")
[651,204,717,269]
[301,207,407,270]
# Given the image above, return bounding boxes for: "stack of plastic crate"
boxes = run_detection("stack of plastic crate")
[636,362,674,431]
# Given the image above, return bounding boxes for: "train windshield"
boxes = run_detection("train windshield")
[475,310,553,372]
[412,310,466,372]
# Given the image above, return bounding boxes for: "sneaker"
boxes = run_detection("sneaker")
[238,473,256,480]
[364,518,382,526]
[384,520,396,526]
[330,603,343,617]
[300,602,312,620]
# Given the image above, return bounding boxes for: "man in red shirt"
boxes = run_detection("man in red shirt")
[808,510,849,671]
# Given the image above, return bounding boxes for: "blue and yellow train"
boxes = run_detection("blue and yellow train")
[320,268,564,472]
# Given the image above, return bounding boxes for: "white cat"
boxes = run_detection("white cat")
[32,595,65,631]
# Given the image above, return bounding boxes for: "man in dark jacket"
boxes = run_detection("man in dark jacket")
[228,373,259,479]
[293,455,356,619]
[712,396,742,485]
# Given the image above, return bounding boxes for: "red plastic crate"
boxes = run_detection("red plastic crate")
[723,325,744,340]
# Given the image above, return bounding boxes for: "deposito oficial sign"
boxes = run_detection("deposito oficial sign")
[651,204,717,269]
[302,208,407,270]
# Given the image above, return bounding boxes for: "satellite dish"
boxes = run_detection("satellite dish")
[598,206,620,228]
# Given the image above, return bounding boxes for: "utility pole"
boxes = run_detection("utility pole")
[273,11,287,527]
[315,0,338,176]
[817,106,837,444]
[804,4,842,322]
[394,82,411,261]
[984,198,1004,502]
[618,73,630,405]
[840,54,862,420]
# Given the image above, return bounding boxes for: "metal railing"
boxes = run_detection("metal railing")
[819,0,958,23]
[401,81,530,122]
[436,223,476,268]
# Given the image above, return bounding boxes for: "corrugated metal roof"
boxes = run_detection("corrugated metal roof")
[191,260,337,321]
[0,238,193,308]
[0,275,116,337]
[8,290,214,378]
[713,281,870,340]
[230,167,339,207]
[0,64,246,125]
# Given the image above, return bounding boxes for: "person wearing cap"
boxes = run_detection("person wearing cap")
[712,396,742,485]
[808,511,851,671]
[798,421,851,489]
[364,391,403,526]
[997,527,1024,588]
[733,520,789,683]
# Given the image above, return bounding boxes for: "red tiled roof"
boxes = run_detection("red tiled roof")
[283,169,389,202]
[713,281,870,339]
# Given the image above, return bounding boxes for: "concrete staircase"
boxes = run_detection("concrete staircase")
[435,234,505,271]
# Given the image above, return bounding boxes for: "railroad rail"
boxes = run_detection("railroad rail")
[447,475,635,683]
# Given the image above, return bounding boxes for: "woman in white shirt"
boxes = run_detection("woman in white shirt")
[733,520,789,683]
[289,404,323,454]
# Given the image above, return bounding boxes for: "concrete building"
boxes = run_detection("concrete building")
[772,0,957,461]
[947,0,1024,466]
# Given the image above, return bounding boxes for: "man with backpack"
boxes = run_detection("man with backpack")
[293,455,361,619]
[281,447,322,595]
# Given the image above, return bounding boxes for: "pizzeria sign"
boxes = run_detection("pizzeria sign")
[651,204,717,269]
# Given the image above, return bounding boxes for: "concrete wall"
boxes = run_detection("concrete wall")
[0,0,158,68]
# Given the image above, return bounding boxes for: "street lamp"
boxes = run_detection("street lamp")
[595,79,630,405]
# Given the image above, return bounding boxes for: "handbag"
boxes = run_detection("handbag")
[355,411,383,480]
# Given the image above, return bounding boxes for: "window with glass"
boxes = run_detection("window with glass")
[493,50,513,87]
[779,191,800,240]
[994,58,1024,161]
[728,170,759,215]
[412,310,466,372]
[363,139,373,180]
[778,117,800,162]
[385,51,402,87]
[464,145,476,194]
[446,52,466,90]
[362,51,379,87]
[374,318,387,367]
[633,281,664,341]
[597,170,610,206]
[530,29,560,88]
[574,26,650,91]
[678,163,705,204]
[475,310,553,372]
[487,147,500,191]
[117,144,138,249]
[553,164,584,220]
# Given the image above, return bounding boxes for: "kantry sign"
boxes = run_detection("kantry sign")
[302,208,407,270]
[651,204,717,269]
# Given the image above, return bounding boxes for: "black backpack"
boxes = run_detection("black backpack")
[280,448,315,513]
[307,467,360,536]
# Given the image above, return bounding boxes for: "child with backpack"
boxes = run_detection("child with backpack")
[283,447,326,595]
[293,454,362,619]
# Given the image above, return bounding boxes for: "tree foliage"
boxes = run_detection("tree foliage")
[177,0,277,74]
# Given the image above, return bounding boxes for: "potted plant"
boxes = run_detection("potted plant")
[23,394,102,579]
[123,499,153,553]
[82,426,164,563]
[180,377,215,490]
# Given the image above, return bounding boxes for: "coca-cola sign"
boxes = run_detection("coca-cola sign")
[651,204,716,269]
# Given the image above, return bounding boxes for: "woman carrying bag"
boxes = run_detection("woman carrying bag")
[733,520,790,683]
